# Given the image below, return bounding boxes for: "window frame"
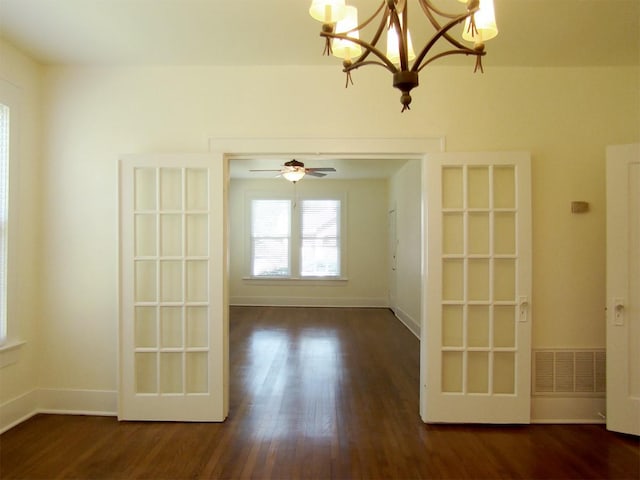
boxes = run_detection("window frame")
[245,191,347,281]
[0,78,20,350]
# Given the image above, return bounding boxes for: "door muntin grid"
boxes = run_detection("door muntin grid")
[441,165,519,395]
[132,167,211,396]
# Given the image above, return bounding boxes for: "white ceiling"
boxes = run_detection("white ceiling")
[0,0,638,67]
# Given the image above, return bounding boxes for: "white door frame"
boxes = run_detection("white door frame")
[211,136,443,417]
[606,143,640,436]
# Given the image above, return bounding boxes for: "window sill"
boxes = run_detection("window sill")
[0,340,26,368]
[242,276,348,285]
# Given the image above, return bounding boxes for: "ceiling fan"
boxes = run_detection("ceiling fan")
[249,159,336,183]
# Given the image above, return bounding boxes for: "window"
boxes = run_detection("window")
[249,196,343,278]
[251,199,291,277]
[300,199,340,276]
[0,103,8,345]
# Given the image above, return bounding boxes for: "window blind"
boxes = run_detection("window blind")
[251,199,291,277]
[300,200,340,277]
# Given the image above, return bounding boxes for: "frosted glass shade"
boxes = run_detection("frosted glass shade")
[332,6,362,59]
[282,168,306,182]
[386,20,416,65]
[309,0,346,23]
[462,0,498,42]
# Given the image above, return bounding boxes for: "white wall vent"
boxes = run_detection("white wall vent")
[533,349,605,396]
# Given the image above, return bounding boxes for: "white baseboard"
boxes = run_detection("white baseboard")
[230,296,388,308]
[531,396,606,424]
[392,307,420,338]
[1,388,117,433]
[0,389,39,434]
[39,388,117,416]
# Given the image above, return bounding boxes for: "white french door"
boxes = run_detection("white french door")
[606,144,640,436]
[422,151,532,423]
[118,154,227,421]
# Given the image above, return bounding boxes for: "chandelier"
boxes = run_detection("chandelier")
[309,0,498,111]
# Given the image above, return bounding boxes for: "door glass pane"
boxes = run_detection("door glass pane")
[443,213,463,254]
[186,214,208,257]
[135,214,156,257]
[493,352,515,394]
[160,214,182,256]
[467,351,489,393]
[186,168,208,211]
[160,352,183,394]
[494,212,516,255]
[494,258,515,301]
[468,167,489,209]
[443,259,464,301]
[135,260,157,302]
[186,306,208,348]
[186,352,208,393]
[443,305,463,347]
[493,166,515,209]
[186,260,208,302]
[160,168,182,210]
[442,167,463,209]
[494,305,516,348]
[161,307,183,348]
[468,259,489,301]
[161,260,182,302]
[136,352,157,394]
[442,351,463,393]
[135,168,156,211]
[468,305,489,347]
[468,213,489,255]
[135,306,157,348]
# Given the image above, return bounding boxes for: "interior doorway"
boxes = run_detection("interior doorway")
[214,136,444,418]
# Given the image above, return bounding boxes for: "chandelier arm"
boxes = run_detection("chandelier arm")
[417,0,469,19]
[344,1,386,35]
[344,59,396,72]
[411,13,472,73]
[321,30,399,73]
[418,0,478,51]
[415,48,484,72]
[387,9,411,72]
[356,4,393,65]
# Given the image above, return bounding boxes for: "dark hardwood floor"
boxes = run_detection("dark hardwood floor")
[1,306,638,479]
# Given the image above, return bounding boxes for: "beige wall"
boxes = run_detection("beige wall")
[388,160,422,334]
[228,177,389,307]
[0,40,42,424]
[1,42,638,423]
[40,64,640,389]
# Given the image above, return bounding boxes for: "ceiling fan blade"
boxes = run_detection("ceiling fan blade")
[306,167,336,172]
[306,171,327,177]
[249,169,282,172]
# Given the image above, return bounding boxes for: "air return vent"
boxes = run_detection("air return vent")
[533,350,605,396]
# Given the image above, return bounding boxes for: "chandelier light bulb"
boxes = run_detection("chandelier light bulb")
[332,6,362,60]
[309,0,347,24]
[462,0,498,42]
[386,19,416,65]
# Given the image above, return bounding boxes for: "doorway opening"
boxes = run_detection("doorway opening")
[215,136,444,419]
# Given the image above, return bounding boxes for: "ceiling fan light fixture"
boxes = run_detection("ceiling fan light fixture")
[282,167,306,183]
